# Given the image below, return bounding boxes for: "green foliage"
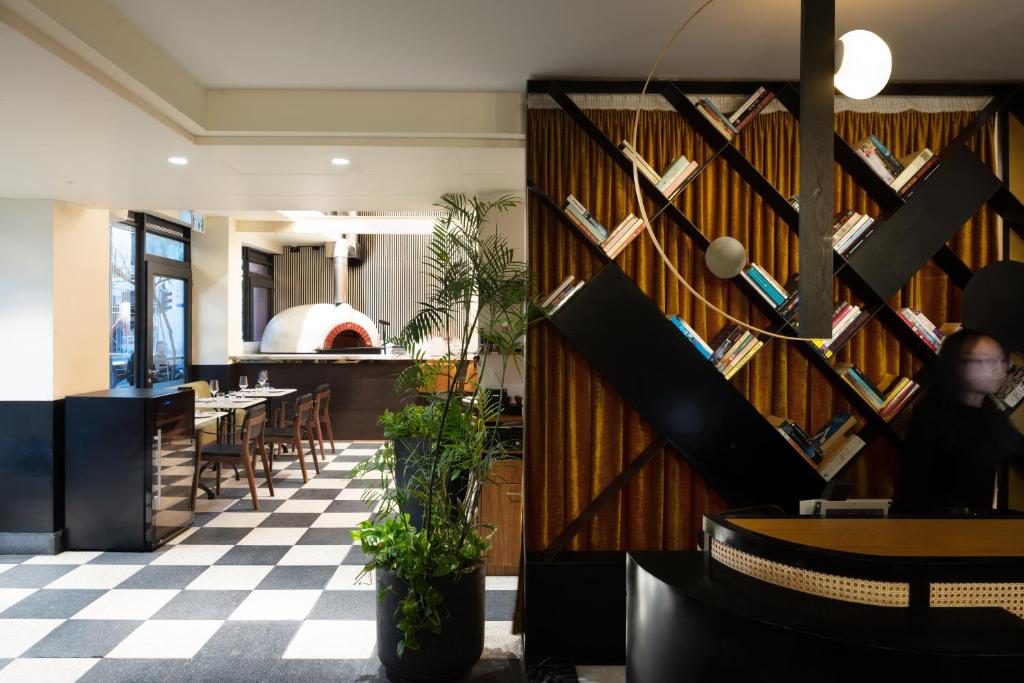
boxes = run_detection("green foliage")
[350,192,543,657]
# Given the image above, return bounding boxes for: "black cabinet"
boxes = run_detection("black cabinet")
[65,388,195,551]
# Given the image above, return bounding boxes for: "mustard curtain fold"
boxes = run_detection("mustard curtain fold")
[526,106,997,553]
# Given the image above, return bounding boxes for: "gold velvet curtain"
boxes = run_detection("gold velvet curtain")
[526,105,998,552]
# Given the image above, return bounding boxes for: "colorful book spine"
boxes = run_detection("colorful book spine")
[729,87,768,124]
[818,435,865,481]
[868,135,904,177]
[835,216,876,254]
[898,157,941,198]
[716,332,756,372]
[696,101,736,140]
[723,340,763,379]
[732,89,775,130]
[855,138,896,184]
[549,281,585,313]
[670,315,713,359]
[890,149,933,191]
[701,99,739,133]
[660,160,700,198]
[743,267,787,306]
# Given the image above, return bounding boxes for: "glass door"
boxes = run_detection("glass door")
[146,260,191,388]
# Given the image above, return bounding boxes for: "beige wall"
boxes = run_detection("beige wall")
[52,201,108,398]
[191,215,236,365]
[0,199,108,401]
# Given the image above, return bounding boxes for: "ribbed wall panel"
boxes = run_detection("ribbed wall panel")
[272,238,471,345]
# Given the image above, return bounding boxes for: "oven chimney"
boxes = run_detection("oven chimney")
[332,235,356,305]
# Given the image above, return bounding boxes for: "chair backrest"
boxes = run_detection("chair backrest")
[177,380,212,398]
[242,404,267,444]
[294,393,315,432]
[314,383,331,416]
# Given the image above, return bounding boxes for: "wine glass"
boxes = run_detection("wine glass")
[209,379,219,398]
[239,376,249,392]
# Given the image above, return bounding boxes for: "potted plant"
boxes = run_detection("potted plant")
[352,193,537,681]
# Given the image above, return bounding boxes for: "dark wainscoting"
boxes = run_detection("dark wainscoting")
[524,551,627,664]
[0,400,65,554]
[193,360,414,440]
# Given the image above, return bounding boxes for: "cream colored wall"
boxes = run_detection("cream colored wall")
[191,215,234,365]
[0,199,55,401]
[52,201,108,398]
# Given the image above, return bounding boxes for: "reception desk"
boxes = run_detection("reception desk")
[626,512,1024,681]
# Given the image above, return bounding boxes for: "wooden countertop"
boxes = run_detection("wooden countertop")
[730,518,1024,557]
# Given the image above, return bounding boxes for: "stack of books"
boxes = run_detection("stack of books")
[777,273,800,320]
[728,87,775,132]
[994,363,1024,411]
[832,210,877,257]
[669,315,713,360]
[695,88,775,141]
[837,364,920,420]
[809,413,865,480]
[562,195,646,258]
[787,194,800,212]
[767,416,823,466]
[819,301,864,357]
[618,141,699,200]
[854,136,940,198]
[896,308,943,352]
[739,263,789,308]
[709,324,764,379]
[541,275,585,314]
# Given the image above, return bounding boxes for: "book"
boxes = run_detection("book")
[767,416,824,465]
[731,89,775,130]
[897,309,942,351]
[601,214,643,255]
[869,135,904,177]
[701,99,739,133]
[854,137,896,184]
[709,325,746,365]
[563,196,609,243]
[742,266,787,306]
[549,280,585,313]
[890,149,934,191]
[670,315,713,359]
[749,264,788,299]
[788,195,800,212]
[740,270,781,308]
[897,156,941,198]
[696,101,736,140]
[835,216,876,254]
[729,87,768,124]
[541,275,576,308]
[880,382,920,420]
[618,141,662,185]
[832,211,864,247]
[837,364,885,409]
[657,155,691,188]
[811,413,858,455]
[723,339,763,379]
[818,435,865,481]
[603,216,646,259]
[716,332,757,372]
[658,159,700,198]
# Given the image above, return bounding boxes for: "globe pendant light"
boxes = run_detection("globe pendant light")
[834,29,892,100]
[705,236,747,279]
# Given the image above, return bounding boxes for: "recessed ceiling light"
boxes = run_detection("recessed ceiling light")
[168,156,188,166]
[279,210,328,220]
[330,158,350,166]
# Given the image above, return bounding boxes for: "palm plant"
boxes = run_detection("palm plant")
[352,193,539,659]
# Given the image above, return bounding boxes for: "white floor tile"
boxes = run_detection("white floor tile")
[107,620,223,659]
[343,448,379,456]
[194,498,237,514]
[186,565,273,591]
[334,488,377,500]
[322,462,351,471]
[150,545,233,566]
[325,565,374,591]
[312,512,372,528]
[274,499,333,514]
[282,620,376,659]
[485,576,519,590]
[23,552,101,566]
[45,564,144,589]
[71,589,179,620]
[277,545,351,566]
[237,528,306,546]
[204,512,270,528]
[0,589,36,613]
[273,471,308,480]
[0,657,98,683]
[300,478,349,489]
[227,590,320,621]
[577,665,627,683]
[483,621,521,656]
[0,620,63,658]
[0,565,15,575]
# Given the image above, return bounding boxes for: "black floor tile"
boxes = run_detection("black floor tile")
[257,566,335,590]
[215,546,290,566]
[258,513,322,528]
[24,619,144,658]
[0,588,104,618]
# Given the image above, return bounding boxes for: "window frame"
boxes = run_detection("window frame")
[242,247,275,342]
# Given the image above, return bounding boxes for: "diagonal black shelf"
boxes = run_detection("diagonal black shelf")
[845,146,1002,301]
[548,262,825,508]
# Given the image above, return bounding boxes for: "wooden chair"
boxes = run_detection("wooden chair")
[313,383,337,457]
[192,404,274,510]
[264,393,320,482]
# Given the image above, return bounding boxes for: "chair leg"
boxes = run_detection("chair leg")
[324,416,336,453]
[191,446,203,508]
[315,418,326,461]
[215,463,222,495]
[295,439,309,482]
[241,454,259,510]
[257,440,275,497]
[308,431,321,474]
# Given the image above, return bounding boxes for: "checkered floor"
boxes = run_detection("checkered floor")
[0,441,522,682]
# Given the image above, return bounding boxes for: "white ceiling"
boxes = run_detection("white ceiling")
[107,0,1024,90]
[0,20,523,214]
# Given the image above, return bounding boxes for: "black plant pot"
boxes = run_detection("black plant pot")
[376,564,486,682]
[393,437,468,529]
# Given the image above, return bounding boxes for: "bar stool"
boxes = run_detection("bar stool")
[314,383,337,456]
[265,393,320,482]
[192,404,274,510]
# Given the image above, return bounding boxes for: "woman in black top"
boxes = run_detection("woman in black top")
[897,329,1024,515]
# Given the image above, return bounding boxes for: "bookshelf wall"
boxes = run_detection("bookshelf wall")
[528,79,1024,516]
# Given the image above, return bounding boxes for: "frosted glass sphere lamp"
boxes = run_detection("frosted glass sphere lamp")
[834,29,892,100]
[705,236,747,279]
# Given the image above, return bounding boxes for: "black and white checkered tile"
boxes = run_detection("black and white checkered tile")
[0,442,522,682]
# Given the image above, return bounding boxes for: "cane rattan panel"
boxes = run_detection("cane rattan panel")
[931,582,1024,619]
